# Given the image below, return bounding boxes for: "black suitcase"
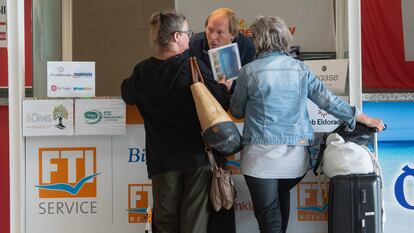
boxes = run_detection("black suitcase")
[317,122,385,233]
[328,173,382,233]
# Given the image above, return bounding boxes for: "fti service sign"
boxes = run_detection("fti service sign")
[47,61,95,97]
[25,136,113,233]
[127,184,152,223]
[23,99,74,136]
[37,147,98,198]
[296,182,328,222]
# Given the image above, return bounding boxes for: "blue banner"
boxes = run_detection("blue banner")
[363,101,414,233]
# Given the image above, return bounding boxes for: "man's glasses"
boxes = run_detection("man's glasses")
[176,30,193,38]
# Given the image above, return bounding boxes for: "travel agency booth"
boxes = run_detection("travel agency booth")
[1,0,413,233]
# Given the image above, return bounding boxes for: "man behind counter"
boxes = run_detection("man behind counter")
[190,7,255,87]
[189,7,256,233]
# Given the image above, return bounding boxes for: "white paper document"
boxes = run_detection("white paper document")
[208,43,241,81]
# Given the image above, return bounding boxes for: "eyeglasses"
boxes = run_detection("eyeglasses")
[176,30,193,38]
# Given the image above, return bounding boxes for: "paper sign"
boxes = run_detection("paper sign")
[307,96,349,133]
[23,99,74,136]
[75,98,126,135]
[305,59,348,95]
[47,61,95,97]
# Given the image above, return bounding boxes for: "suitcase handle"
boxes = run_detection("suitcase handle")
[361,188,367,204]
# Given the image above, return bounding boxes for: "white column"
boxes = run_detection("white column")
[7,0,25,232]
[348,0,363,110]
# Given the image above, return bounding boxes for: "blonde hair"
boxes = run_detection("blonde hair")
[250,16,292,55]
[205,8,239,37]
[149,10,186,53]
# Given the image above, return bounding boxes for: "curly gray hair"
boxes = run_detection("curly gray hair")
[250,16,292,55]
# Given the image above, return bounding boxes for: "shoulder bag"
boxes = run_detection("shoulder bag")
[189,57,242,156]
[207,149,236,211]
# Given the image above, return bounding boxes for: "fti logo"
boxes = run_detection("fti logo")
[224,153,241,174]
[296,182,328,221]
[36,147,99,198]
[127,184,152,223]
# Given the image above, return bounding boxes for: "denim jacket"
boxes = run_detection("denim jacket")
[230,51,360,145]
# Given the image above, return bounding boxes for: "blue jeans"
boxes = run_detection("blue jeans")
[244,174,305,233]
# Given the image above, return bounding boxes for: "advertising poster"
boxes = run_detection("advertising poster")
[304,59,348,95]
[47,61,95,97]
[0,0,6,48]
[112,125,152,230]
[307,96,349,133]
[24,101,414,233]
[362,0,414,89]
[22,99,74,136]
[25,127,151,233]
[75,98,126,135]
[177,0,335,52]
[25,136,113,233]
[363,101,414,233]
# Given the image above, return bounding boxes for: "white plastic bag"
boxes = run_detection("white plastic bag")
[322,133,374,178]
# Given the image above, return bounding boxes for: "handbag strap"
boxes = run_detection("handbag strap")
[189,57,205,84]
[206,148,218,171]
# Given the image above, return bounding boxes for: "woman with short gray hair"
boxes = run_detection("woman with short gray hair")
[230,16,385,233]
[250,16,291,55]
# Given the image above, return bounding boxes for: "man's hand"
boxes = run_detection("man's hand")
[218,75,233,91]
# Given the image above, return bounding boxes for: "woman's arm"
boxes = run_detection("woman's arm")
[121,65,139,105]
[230,67,249,119]
[307,67,385,132]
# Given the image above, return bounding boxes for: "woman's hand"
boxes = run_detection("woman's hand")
[356,113,386,132]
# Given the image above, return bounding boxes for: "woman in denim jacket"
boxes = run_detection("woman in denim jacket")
[230,16,385,233]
